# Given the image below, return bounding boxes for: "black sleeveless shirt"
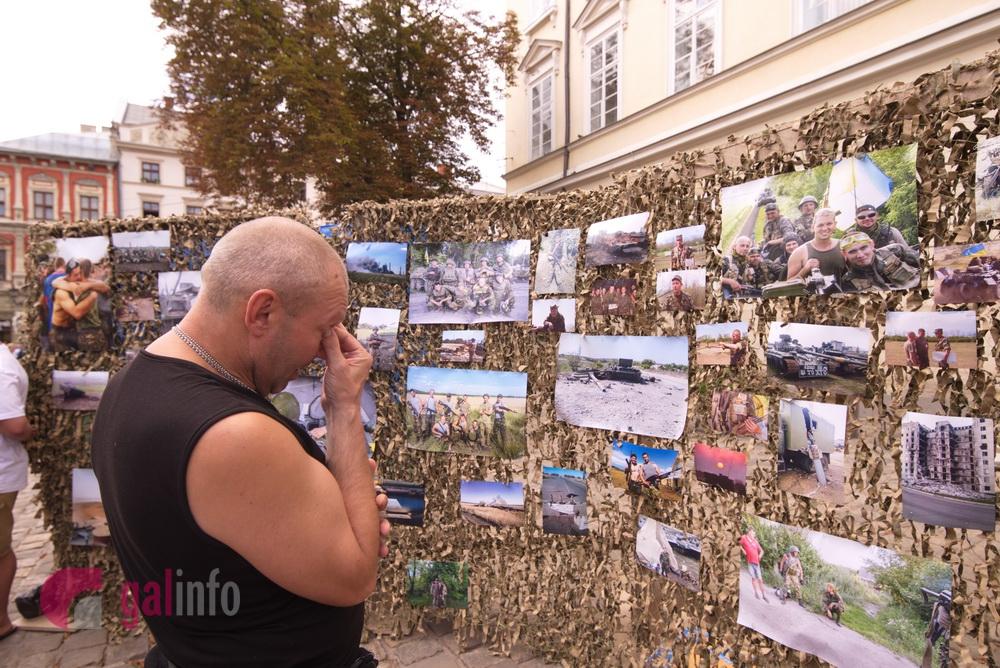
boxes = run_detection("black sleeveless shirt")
[91,351,363,667]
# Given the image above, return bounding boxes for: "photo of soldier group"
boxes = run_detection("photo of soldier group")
[438,329,485,364]
[531,298,575,333]
[40,236,114,353]
[405,366,528,458]
[738,514,952,668]
[636,515,701,593]
[52,370,109,411]
[589,278,637,317]
[459,480,525,528]
[778,399,848,505]
[709,391,768,443]
[379,480,426,527]
[694,322,750,367]
[111,230,170,273]
[356,306,400,371]
[408,241,531,324]
[901,412,995,532]
[115,296,156,323]
[157,270,202,334]
[344,241,408,285]
[655,269,705,312]
[608,439,681,502]
[71,468,109,547]
[652,224,706,272]
[692,442,747,495]
[534,228,580,294]
[932,240,1000,306]
[766,322,872,395]
[719,144,918,298]
[584,211,651,267]
[885,311,977,369]
[406,559,469,609]
[974,135,1000,223]
[541,466,588,536]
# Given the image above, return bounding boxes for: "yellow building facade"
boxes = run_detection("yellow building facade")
[504,0,1000,193]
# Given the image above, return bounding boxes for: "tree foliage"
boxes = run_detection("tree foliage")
[152,0,518,210]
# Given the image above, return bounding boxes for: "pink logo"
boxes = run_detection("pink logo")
[39,567,103,629]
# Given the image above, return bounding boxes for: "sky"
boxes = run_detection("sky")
[780,399,848,441]
[442,329,485,344]
[768,322,872,352]
[756,515,895,573]
[885,310,976,337]
[0,1,507,189]
[345,243,409,274]
[543,466,586,479]
[158,270,202,293]
[558,333,689,365]
[902,411,980,430]
[655,268,705,292]
[358,307,401,333]
[111,230,171,249]
[460,480,524,506]
[407,366,527,397]
[609,440,678,472]
[54,236,110,263]
[72,468,102,504]
[692,442,747,484]
[696,322,748,339]
[587,212,651,237]
[655,225,705,249]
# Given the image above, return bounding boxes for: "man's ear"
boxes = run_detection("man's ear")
[245,289,279,333]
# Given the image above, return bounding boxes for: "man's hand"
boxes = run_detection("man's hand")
[804,258,820,272]
[321,324,372,413]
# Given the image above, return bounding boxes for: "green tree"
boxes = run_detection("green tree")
[152,0,518,211]
[869,144,918,244]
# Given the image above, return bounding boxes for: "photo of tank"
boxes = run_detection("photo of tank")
[766,322,871,395]
[932,240,1000,306]
[584,212,651,267]
[112,230,171,272]
[157,270,202,334]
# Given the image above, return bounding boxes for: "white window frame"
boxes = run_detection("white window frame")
[669,0,722,96]
[584,24,621,134]
[793,0,872,35]
[528,68,555,160]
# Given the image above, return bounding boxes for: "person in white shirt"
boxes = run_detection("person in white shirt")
[0,343,32,641]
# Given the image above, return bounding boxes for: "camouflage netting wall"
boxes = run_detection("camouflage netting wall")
[22,49,1000,666]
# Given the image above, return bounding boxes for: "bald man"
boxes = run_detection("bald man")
[92,217,388,668]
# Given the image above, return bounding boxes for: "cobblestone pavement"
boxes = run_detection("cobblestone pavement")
[1,477,550,667]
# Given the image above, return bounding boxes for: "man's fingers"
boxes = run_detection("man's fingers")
[321,327,345,365]
[375,493,388,512]
[333,324,366,357]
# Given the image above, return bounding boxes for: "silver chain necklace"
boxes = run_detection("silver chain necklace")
[172,325,256,394]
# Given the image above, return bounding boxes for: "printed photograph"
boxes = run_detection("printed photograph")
[408,241,531,324]
[608,439,681,502]
[459,480,525,528]
[438,329,485,364]
[111,230,171,272]
[636,515,701,592]
[710,391,768,442]
[766,322,871,395]
[974,135,1000,223]
[719,144,918,299]
[653,224,706,272]
[71,468,109,547]
[115,296,155,323]
[52,370,109,411]
[738,514,952,668]
[344,242,408,285]
[695,322,750,367]
[585,212,651,267]
[270,377,376,457]
[778,399,848,505]
[693,442,747,495]
[885,311,977,370]
[45,236,114,353]
[438,330,485,364]
[357,306,400,371]
[541,466,588,536]
[405,366,528,458]
[656,269,706,312]
[534,228,580,294]
[531,298,576,333]
[405,559,469,609]
[380,480,426,527]
[158,270,202,333]
[932,240,1000,306]
[901,412,995,532]
[555,334,689,440]
[590,277,637,317]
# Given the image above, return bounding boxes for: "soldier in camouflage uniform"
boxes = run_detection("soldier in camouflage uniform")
[670,234,694,270]
[470,273,497,314]
[839,231,920,293]
[845,204,907,249]
[427,282,462,310]
[761,203,795,261]
[423,258,442,293]
[768,234,801,281]
[746,248,775,291]
[721,236,759,299]
[660,274,696,311]
[792,196,818,243]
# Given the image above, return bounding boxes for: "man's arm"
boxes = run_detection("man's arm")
[0,416,32,441]
[786,246,810,280]
[53,290,98,320]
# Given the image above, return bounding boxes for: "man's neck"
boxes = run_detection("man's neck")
[150,312,257,391]
[811,237,837,251]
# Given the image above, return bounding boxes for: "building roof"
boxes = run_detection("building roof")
[121,103,159,126]
[0,133,116,163]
